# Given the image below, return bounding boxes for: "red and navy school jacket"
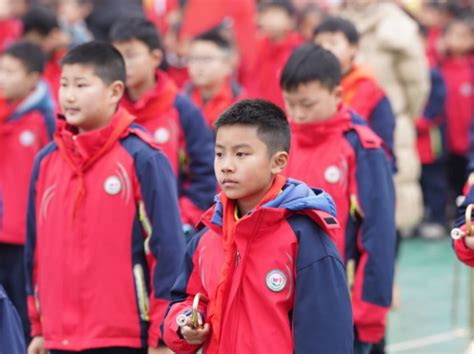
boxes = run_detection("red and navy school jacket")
[250,32,303,109]
[162,179,353,354]
[24,108,185,350]
[453,184,474,267]
[341,64,395,156]
[183,79,246,128]
[121,71,216,226]
[285,107,396,343]
[0,284,26,354]
[440,56,474,156]
[0,80,55,245]
[416,67,446,164]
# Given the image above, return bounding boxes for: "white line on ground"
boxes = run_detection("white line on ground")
[386,328,469,353]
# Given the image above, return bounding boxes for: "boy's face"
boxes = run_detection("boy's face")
[215,124,288,212]
[188,40,233,89]
[0,54,39,101]
[23,29,70,55]
[444,22,473,56]
[314,32,356,72]
[59,64,124,132]
[258,7,294,40]
[283,81,342,124]
[58,0,92,24]
[113,39,162,90]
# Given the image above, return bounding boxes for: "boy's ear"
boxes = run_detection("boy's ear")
[333,85,343,105]
[109,80,125,104]
[271,151,289,174]
[151,49,163,68]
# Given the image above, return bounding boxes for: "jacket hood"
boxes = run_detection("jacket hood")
[11,80,55,122]
[207,178,337,228]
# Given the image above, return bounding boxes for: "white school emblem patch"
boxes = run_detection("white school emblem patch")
[154,128,170,144]
[324,165,341,184]
[19,130,35,147]
[104,176,122,195]
[266,269,287,292]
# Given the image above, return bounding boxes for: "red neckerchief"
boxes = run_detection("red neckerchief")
[206,174,287,354]
[54,107,135,218]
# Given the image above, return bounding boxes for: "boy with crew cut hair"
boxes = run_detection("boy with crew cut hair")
[25,41,185,354]
[280,44,396,353]
[21,5,71,107]
[313,16,396,157]
[110,17,216,231]
[184,28,246,128]
[0,41,55,343]
[163,98,353,354]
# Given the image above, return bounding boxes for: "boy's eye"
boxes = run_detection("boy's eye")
[236,152,248,157]
[77,83,87,88]
[215,152,223,158]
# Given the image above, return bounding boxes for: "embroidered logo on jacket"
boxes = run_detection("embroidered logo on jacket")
[266,269,287,292]
[154,128,170,144]
[19,130,35,147]
[104,176,122,195]
[324,165,342,184]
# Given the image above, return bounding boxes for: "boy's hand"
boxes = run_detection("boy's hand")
[465,237,474,250]
[28,336,48,354]
[148,345,173,354]
[181,322,210,345]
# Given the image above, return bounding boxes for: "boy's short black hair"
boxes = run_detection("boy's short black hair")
[314,16,359,44]
[280,43,341,92]
[61,41,126,85]
[192,28,233,53]
[214,99,291,154]
[3,41,45,74]
[21,6,59,36]
[109,16,162,51]
[259,0,295,16]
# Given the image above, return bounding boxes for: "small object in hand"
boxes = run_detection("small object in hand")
[191,293,203,329]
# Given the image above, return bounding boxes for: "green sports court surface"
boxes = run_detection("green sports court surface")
[386,238,473,354]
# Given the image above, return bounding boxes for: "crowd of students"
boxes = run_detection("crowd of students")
[0,0,472,354]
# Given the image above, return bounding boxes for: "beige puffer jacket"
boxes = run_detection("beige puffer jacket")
[343,2,430,231]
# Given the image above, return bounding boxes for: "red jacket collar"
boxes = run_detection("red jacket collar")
[290,105,352,147]
[54,107,135,169]
[121,70,178,123]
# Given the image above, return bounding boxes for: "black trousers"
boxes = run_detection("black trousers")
[0,242,30,344]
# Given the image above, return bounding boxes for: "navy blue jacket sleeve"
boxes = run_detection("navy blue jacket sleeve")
[0,285,26,354]
[174,95,216,211]
[24,143,57,336]
[346,132,396,342]
[424,68,446,120]
[369,96,396,155]
[289,215,353,354]
[130,141,186,343]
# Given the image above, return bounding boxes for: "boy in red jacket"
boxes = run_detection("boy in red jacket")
[21,6,70,107]
[0,41,55,344]
[184,28,246,128]
[162,99,353,354]
[25,42,185,354]
[439,16,474,198]
[281,44,396,353]
[250,0,303,108]
[313,16,396,156]
[110,17,216,231]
